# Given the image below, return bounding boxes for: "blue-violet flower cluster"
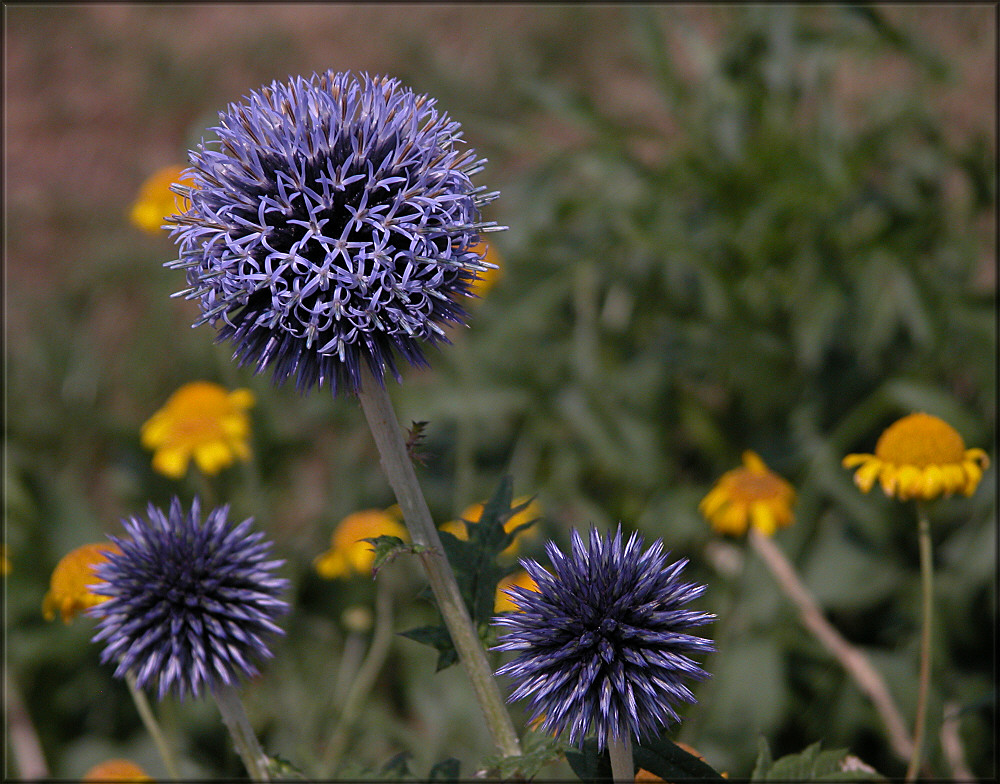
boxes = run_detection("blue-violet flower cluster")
[90,497,289,700]
[493,525,714,750]
[168,70,500,395]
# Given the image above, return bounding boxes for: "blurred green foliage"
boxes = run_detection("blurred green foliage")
[5,4,994,782]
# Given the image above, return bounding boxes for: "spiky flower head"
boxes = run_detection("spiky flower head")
[90,497,289,700]
[168,70,500,395]
[493,525,714,750]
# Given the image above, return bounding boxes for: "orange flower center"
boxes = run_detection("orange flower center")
[730,469,786,501]
[874,412,967,467]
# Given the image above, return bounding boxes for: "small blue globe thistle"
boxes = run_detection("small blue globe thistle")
[493,525,715,750]
[89,497,289,700]
[167,70,501,395]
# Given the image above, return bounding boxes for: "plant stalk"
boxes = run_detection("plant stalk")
[126,673,181,780]
[748,528,913,762]
[213,682,270,782]
[608,733,634,784]
[906,504,934,782]
[357,368,522,758]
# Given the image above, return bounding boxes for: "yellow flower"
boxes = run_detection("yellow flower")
[141,382,255,479]
[314,507,409,579]
[494,570,539,613]
[699,451,795,537]
[82,759,154,782]
[469,241,501,299]
[444,496,541,556]
[42,542,121,623]
[129,165,194,235]
[842,412,989,502]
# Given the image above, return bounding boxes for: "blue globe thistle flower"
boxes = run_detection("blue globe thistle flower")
[89,497,289,700]
[167,70,501,395]
[493,525,715,750]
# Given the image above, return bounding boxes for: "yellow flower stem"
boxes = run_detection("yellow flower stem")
[125,673,181,780]
[906,503,934,782]
[357,368,522,759]
[748,528,914,763]
[608,733,634,784]
[212,681,270,782]
[322,577,395,771]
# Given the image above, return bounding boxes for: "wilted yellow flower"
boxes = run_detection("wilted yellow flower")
[494,570,539,613]
[82,759,153,782]
[444,496,541,556]
[699,451,795,537]
[141,382,255,479]
[843,412,989,502]
[42,542,121,623]
[469,241,501,299]
[314,507,409,579]
[129,165,194,235]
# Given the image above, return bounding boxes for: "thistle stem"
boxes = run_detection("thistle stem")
[608,733,634,784]
[748,528,913,763]
[357,368,522,758]
[4,666,49,779]
[212,682,270,782]
[906,504,934,782]
[125,673,181,780]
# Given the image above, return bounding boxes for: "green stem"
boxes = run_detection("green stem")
[322,577,396,771]
[356,368,522,759]
[126,673,181,780]
[212,682,270,782]
[608,732,634,784]
[906,504,934,782]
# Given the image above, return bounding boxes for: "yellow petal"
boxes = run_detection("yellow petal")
[749,503,777,537]
[853,459,882,494]
[192,441,232,476]
[151,447,190,479]
[741,451,768,474]
[842,453,874,469]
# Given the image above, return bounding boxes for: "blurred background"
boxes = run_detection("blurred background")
[4,4,995,781]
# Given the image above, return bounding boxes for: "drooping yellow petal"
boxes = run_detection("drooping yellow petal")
[700,453,795,537]
[42,543,121,623]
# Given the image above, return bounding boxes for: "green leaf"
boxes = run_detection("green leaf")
[633,735,726,780]
[483,731,568,780]
[363,535,433,576]
[380,751,414,779]
[753,740,885,781]
[565,738,611,784]
[427,758,461,782]
[397,625,459,671]
[750,736,774,781]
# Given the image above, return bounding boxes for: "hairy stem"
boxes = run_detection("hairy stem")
[357,369,521,758]
[608,733,634,784]
[213,682,270,782]
[906,504,934,782]
[748,528,913,763]
[126,673,181,780]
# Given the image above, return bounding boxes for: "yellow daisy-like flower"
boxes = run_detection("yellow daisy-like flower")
[842,412,990,502]
[140,381,255,479]
[42,542,121,623]
[82,759,154,782]
[494,569,539,613]
[443,495,541,556]
[469,241,502,299]
[314,507,409,579]
[699,451,796,537]
[129,164,194,235]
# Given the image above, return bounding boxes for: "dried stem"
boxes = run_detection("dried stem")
[748,528,913,763]
[356,368,521,758]
[3,667,49,779]
[906,504,934,782]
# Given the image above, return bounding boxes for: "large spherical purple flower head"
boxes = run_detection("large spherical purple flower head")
[167,70,499,395]
[493,525,715,750]
[89,497,289,700]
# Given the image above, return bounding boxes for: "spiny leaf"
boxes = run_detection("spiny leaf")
[363,535,434,577]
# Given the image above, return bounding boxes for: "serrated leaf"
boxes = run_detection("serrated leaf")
[484,732,568,779]
[363,535,433,576]
[633,735,726,780]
